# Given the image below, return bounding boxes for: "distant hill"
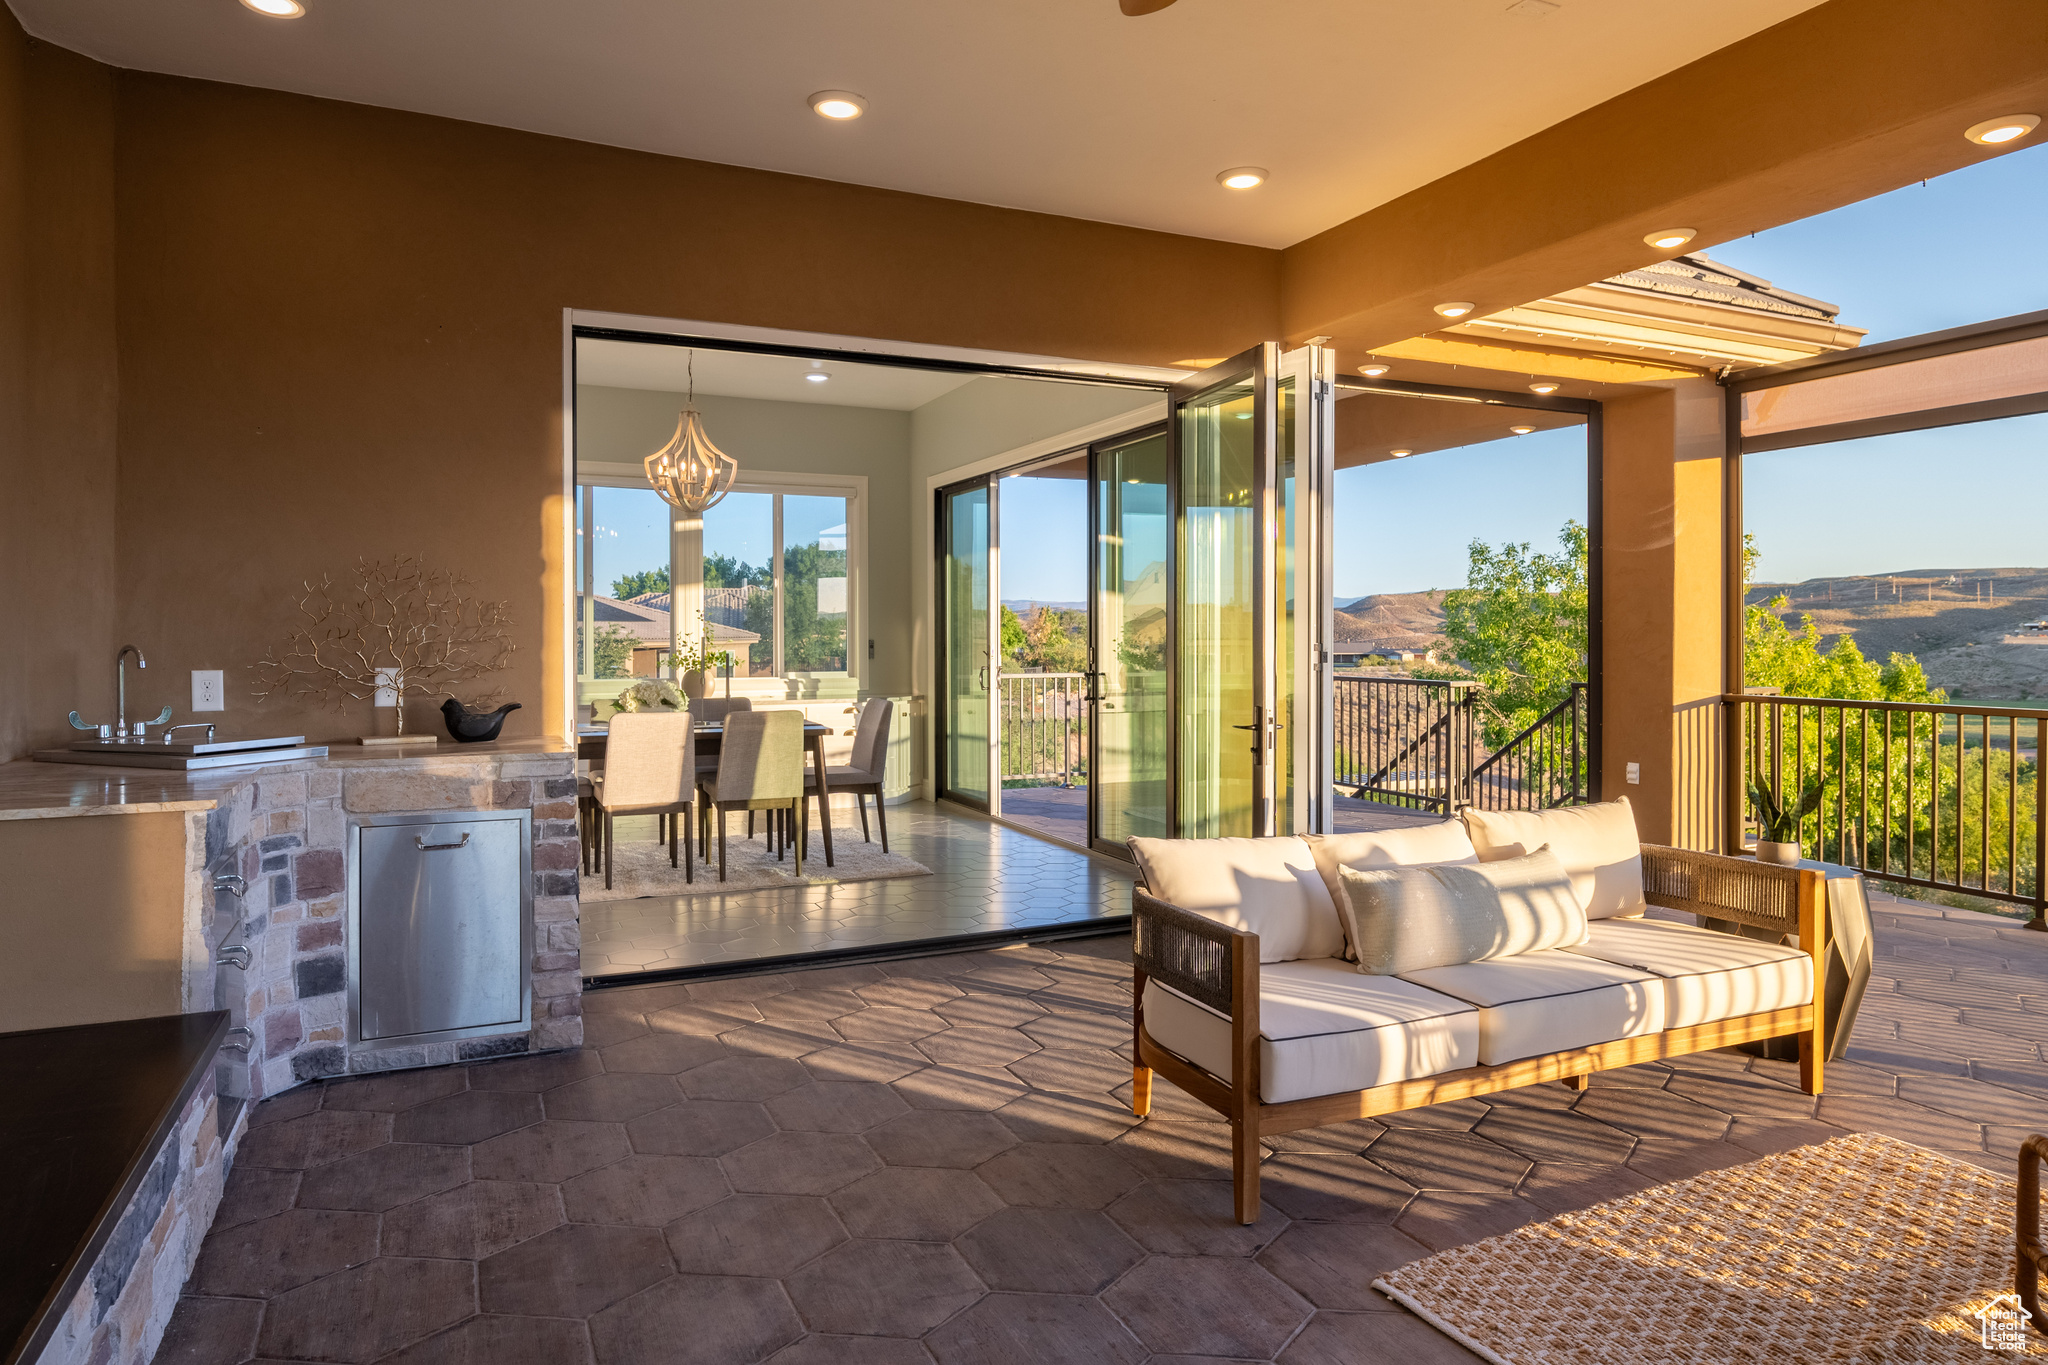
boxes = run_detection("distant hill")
[1750,567,2048,701]
[1333,590,1449,652]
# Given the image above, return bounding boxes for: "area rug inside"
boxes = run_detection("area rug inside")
[1373,1132,2029,1364]
[581,826,931,901]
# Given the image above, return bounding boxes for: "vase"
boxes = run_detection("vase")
[1755,839,1803,867]
[681,670,707,700]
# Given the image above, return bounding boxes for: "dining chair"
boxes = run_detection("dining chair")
[590,711,696,889]
[805,696,895,854]
[690,696,758,834]
[697,709,805,881]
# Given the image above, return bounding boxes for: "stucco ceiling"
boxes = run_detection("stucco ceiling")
[13,0,1826,248]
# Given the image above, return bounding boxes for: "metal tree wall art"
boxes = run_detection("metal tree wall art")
[253,555,515,735]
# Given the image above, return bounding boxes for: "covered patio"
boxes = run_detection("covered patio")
[161,886,2038,1362]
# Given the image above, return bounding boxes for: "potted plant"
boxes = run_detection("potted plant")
[666,631,732,700]
[1748,773,1827,866]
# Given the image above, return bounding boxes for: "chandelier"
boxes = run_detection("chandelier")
[643,351,739,514]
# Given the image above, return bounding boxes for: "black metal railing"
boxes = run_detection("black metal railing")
[1727,692,2045,920]
[1471,683,1592,811]
[998,672,1087,789]
[1332,677,1479,814]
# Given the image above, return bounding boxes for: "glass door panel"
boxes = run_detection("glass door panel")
[1277,342,1335,834]
[940,482,993,810]
[1173,347,1273,839]
[1091,430,1170,851]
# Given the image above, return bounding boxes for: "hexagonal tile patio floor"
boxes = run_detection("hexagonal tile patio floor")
[163,888,2048,1364]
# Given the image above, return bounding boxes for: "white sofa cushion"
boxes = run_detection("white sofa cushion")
[1141,960,1478,1104]
[1302,821,1478,921]
[1562,917,1813,1029]
[1128,836,1342,963]
[1461,797,1647,919]
[1336,846,1587,975]
[1398,951,1666,1066]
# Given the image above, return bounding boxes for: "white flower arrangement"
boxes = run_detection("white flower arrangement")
[610,678,686,715]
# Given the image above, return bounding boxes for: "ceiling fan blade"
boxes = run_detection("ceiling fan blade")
[1119,0,1178,14]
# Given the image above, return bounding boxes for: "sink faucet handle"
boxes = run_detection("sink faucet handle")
[164,722,217,746]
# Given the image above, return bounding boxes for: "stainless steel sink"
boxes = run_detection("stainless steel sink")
[38,736,328,770]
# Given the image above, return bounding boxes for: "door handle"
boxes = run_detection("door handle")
[415,832,471,851]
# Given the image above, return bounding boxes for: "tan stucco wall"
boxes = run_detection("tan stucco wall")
[0,20,120,763]
[92,74,1278,755]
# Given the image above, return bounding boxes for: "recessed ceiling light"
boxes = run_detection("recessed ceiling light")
[1358,363,1391,378]
[809,91,866,120]
[241,0,304,14]
[1216,167,1267,190]
[1389,448,1413,458]
[1235,412,1252,420]
[805,372,831,384]
[1528,382,1560,395]
[1643,227,1696,250]
[1966,114,2039,145]
[1509,424,1536,435]
[1434,302,1476,319]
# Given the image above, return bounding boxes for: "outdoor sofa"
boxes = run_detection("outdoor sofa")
[1128,798,1826,1224]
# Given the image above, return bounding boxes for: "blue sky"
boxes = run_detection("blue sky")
[997,474,1090,604]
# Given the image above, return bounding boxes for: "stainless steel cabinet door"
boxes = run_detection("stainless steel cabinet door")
[356,815,527,1041]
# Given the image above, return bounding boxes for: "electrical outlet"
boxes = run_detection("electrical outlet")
[1625,761,1641,785]
[191,670,225,712]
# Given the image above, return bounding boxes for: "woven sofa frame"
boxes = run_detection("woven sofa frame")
[1130,843,1828,1224]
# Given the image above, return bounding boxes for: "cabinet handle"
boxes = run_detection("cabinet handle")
[415,832,471,851]
[215,945,251,970]
[220,1026,255,1054]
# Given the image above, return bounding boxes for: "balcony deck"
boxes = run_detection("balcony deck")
[999,784,1443,849]
[160,882,2048,1363]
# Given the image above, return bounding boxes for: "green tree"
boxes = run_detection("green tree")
[781,540,848,671]
[1424,521,1587,748]
[590,623,636,680]
[611,566,669,600]
[705,553,769,589]
[1000,605,1027,665]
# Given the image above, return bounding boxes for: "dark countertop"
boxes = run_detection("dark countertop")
[2,1012,228,1365]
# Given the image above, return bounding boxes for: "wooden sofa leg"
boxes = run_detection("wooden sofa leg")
[1800,1029,1825,1096]
[1232,1117,1260,1225]
[1130,1066,1152,1118]
[1564,1072,1589,1091]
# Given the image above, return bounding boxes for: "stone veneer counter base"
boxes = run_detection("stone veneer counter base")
[1,1012,229,1365]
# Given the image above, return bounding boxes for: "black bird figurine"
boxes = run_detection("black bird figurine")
[441,698,521,744]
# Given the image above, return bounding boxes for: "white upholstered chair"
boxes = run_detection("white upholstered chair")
[590,711,696,889]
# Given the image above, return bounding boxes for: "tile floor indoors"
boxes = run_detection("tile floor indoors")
[580,802,1134,980]
[159,887,2048,1365]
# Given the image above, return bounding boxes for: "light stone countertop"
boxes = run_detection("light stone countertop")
[0,737,576,820]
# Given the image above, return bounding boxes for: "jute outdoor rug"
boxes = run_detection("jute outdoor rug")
[1374,1132,2036,1363]
[581,828,931,901]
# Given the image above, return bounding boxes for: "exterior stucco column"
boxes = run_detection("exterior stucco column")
[1599,380,1726,850]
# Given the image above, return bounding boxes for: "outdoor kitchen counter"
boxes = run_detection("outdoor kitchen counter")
[0,737,576,820]
[0,739,583,1093]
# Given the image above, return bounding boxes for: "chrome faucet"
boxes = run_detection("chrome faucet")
[116,645,144,738]
[112,645,171,740]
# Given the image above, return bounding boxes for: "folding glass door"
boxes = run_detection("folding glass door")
[936,342,1331,845]
[1171,343,1332,838]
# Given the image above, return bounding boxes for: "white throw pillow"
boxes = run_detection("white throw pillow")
[1337,846,1587,975]
[1302,821,1479,921]
[1461,797,1647,919]
[1127,836,1341,963]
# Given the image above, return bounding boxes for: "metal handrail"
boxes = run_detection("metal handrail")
[1471,682,1591,811]
[1724,691,2045,922]
[998,671,1088,788]
[1332,676,1479,814]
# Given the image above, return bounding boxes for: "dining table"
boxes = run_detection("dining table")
[578,719,836,867]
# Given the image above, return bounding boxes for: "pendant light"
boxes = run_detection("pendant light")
[643,352,739,514]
